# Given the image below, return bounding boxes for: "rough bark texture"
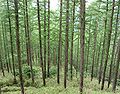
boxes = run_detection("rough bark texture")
[14,0,24,93]
[57,0,62,84]
[44,0,47,78]
[47,0,50,78]
[25,0,34,83]
[80,0,85,93]
[70,0,75,80]
[113,39,120,91]
[108,0,120,88]
[101,0,115,90]
[7,0,16,83]
[91,21,97,81]
[64,0,69,88]
[37,0,46,86]
[98,0,108,84]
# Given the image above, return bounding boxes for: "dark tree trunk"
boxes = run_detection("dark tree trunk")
[7,0,16,83]
[86,17,91,73]
[80,0,85,93]
[2,23,9,73]
[95,40,102,77]
[108,0,120,88]
[14,0,24,93]
[0,35,5,77]
[70,0,75,80]
[91,21,97,81]
[64,0,69,88]
[44,0,47,78]
[101,0,115,90]
[57,0,62,84]
[47,0,50,78]
[113,39,120,91]
[98,0,108,84]
[25,0,34,83]
[37,0,46,86]
[23,0,29,66]
[76,34,80,78]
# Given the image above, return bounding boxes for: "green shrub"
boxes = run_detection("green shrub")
[22,65,38,78]
[14,64,38,79]
[49,66,57,77]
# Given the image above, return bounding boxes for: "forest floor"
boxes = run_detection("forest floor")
[0,70,120,94]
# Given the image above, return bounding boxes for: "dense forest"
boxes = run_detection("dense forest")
[0,0,120,94]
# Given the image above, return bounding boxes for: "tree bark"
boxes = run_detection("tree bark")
[98,0,108,84]
[47,0,50,78]
[37,0,46,86]
[70,0,75,80]
[80,0,85,93]
[64,0,69,88]
[108,0,120,88]
[113,39,120,91]
[14,0,24,93]
[57,0,62,84]
[7,0,16,83]
[101,0,115,90]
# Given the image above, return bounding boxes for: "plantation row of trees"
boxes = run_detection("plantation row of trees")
[0,0,120,94]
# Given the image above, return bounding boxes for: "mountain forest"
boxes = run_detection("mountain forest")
[0,0,120,94]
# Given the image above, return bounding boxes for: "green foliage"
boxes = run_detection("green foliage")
[14,64,38,78]
[49,66,57,77]
[22,64,38,78]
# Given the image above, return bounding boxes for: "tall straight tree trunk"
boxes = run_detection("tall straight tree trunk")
[0,54,5,76]
[113,39,120,91]
[7,50,12,73]
[108,0,120,88]
[80,0,85,93]
[6,0,16,83]
[47,0,50,77]
[101,0,115,90]
[25,0,34,83]
[98,0,108,84]
[70,0,75,80]
[2,23,9,73]
[64,0,69,88]
[14,0,24,93]
[37,0,45,86]
[57,0,62,84]
[44,0,47,78]
[53,48,57,65]
[76,34,80,78]
[86,17,91,73]
[91,21,97,81]
[0,30,5,77]
[23,0,29,66]
[95,40,102,77]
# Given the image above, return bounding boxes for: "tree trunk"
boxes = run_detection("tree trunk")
[44,0,47,78]
[37,0,46,86]
[101,0,115,90]
[57,0,62,84]
[70,0,75,80]
[2,23,9,73]
[64,0,69,88]
[98,0,108,84]
[80,0,85,93]
[108,0,120,88]
[14,0,24,93]
[47,0,50,78]
[7,0,16,83]
[25,0,34,83]
[86,17,91,73]
[91,21,97,81]
[113,39,120,91]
